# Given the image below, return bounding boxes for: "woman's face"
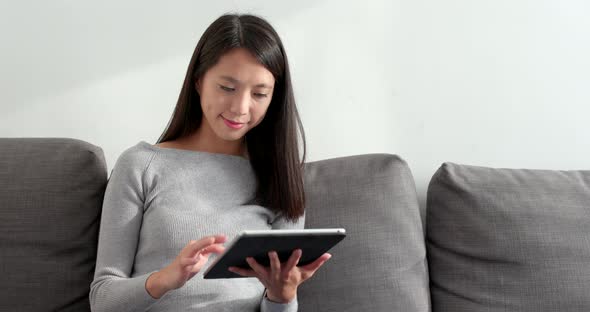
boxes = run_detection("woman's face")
[196,47,275,143]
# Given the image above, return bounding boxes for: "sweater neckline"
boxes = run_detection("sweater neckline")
[138,141,250,162]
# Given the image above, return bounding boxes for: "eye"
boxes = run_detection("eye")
[219,85,235,92]
[254,93,268,98]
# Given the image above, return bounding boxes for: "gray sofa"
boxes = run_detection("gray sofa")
[1,138,588,312]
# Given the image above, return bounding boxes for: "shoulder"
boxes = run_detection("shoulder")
[110,141,157,177]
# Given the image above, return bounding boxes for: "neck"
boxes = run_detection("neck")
[182,126,248,159]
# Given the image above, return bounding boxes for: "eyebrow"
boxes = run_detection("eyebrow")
[219,75,272,89]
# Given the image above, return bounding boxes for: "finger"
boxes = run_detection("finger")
[193,253,211,269]
[179,255,207,274]
[186,235,227,257]
[196,234,227,247]
[189,245,225,270]
[180,256,199,268]
[185,238,213,258]
[300,253,332,277]
[269,251,281,279]
[228,266,257,278]
[213,234,227,244]
[246,257,269,279]
[200,244,226,256]
[181,250,211,268]
[283,249,302,278]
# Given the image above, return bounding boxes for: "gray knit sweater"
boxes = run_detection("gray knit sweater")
[89,141,304,312]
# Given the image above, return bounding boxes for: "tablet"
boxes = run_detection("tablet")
[203,228,346,279]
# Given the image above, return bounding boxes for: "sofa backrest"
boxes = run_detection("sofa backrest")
[0,138,432,311]
[299,153,431,312]
[0,138,107,311]
[427,162,590,312]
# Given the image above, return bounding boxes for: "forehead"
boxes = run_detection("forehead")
[207,48,275,86]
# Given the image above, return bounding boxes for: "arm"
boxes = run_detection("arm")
[89,148,163,312]
[259,211,306,312]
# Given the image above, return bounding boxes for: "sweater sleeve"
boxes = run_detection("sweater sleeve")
[259,210,306,312]
[89,148,168,312]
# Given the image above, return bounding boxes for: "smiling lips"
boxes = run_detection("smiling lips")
[222,116,246,129]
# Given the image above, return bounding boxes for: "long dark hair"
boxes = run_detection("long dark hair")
[157,13,306,222]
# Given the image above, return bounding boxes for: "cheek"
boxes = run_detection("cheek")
[201,91,229,115]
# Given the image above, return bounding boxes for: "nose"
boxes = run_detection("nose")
[229,91,250,117]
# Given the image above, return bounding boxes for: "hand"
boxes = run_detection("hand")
[228,249,332,303]
[146,235,226,298]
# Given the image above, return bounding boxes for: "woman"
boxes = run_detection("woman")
[89,13,331,312]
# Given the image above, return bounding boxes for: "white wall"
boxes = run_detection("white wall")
[1,0,589,208]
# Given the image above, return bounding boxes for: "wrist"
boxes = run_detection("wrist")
[145,271,170,299]
[265,288,297,304]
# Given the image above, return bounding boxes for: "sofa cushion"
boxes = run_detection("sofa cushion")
[0,138,107,311]
[427,162,590,312]
[298,154,430,312]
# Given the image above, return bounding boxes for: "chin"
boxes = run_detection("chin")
[218,132,246,142]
